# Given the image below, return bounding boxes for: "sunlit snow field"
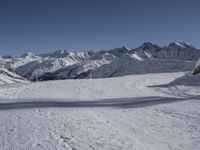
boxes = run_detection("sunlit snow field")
[0,72,199,150]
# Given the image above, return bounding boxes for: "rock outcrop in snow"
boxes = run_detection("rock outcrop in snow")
[193,59,200,75]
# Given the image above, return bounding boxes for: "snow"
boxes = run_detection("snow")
[92,57,195,78]
[130,53,143,60]
[144,51,152,57]
[169,73,200,87]
[0,74,26,85]
[0,67,28,85]
[174,42,185,48]
[2,42,200,81]
[0,43,200,149]
[0,72,199,150]
[184,42,191,46]
[124,46,130,50]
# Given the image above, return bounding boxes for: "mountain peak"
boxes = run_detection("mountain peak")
[138,42,160,50]
[51,50,69,55]
[1,55,13,59]
[21,52,37,58]
[121,46,130,50]
[40,50,70,58]
[108,47,130,57]
[168,42,193,49]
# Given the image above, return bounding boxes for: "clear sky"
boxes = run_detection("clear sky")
[0,0,200,56]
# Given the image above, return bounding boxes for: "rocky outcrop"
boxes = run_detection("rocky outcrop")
[193,59,200,75]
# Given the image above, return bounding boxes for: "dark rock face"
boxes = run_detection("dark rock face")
[193,65,200,75]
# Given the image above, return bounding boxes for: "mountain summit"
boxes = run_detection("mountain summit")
[168,42,193,49]
[138,42,160,50]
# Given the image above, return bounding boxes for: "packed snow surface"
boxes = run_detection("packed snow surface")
[0,72,199,150]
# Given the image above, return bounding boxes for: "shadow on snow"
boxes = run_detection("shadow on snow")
[0,96,199,110]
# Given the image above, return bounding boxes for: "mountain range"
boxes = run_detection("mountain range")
[0,42,200,82]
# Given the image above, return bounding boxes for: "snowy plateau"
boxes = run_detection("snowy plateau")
[0,42,200,150]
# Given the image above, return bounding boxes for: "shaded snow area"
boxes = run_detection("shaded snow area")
[0,72,199,150]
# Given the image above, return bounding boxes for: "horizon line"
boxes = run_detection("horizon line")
[1,41,199,57]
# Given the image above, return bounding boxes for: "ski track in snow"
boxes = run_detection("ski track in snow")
[0,72,200,150]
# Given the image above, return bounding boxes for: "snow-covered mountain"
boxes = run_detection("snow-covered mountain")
[130,42,200,60]
[1,42,200,81]
[91,55,195,78]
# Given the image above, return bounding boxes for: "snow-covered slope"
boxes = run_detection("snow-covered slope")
[2,42,200,81]
[0,72,199,150]
[91,55,195,78]
[166,59,200,88]
[155,60,200,95]
[0,66,27,85]
[0,58,27,85]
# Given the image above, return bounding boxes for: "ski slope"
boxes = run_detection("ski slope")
[0,72,199,150]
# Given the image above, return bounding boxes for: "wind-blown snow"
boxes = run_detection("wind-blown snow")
[0,72,199,150]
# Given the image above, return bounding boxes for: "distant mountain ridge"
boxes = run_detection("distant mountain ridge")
[1,42,200,81]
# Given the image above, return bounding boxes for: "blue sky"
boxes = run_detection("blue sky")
[0,0,200,56]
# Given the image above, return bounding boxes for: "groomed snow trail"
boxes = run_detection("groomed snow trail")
[0,72,199,150]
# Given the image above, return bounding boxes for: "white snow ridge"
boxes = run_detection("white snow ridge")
[0,42,200,150]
